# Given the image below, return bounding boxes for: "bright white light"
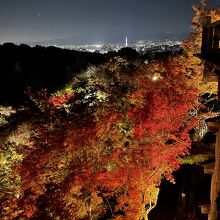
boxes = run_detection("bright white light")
[152,76,158,81]
[15,193,20,199]
[94,44,102,48]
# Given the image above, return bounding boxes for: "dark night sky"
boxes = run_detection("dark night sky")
[0,0,219,44]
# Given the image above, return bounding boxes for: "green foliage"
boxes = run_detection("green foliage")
[53,85,74,96]
[179,154,213,165]
[0,144,22,196]
[0,115,8,127]
[0,105,16,127]
[49,59,135,121]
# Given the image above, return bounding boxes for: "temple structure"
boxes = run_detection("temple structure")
[198,17,220,220]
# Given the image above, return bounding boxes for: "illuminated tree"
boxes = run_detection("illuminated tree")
[180,0,220,94]
[0,56,199,220]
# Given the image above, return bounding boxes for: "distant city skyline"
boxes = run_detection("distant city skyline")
[44,39,181,54]
[0,0,219,44]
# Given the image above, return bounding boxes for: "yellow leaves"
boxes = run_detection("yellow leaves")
[105,162,118,171]
[95,90,108,102]
[179,154,213,165]
[69,184,82,195]
[0,153,7,165]
[11,210,25,218]
[0,115,8,126]
[63,188,104,219]
[0,144,23,174]
[0,106,16,127]
[199,81,218,95]
[7,122,33,146]
[0,106,16,116]
[53,85,74,97]
[141,185,160,218]
[2,207,24,219]
[90,192,103,208]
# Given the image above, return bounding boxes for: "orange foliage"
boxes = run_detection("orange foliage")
[1,57,199,220]
[49,92,74,107]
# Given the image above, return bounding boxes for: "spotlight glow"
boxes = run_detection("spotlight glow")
[152,75,158,81]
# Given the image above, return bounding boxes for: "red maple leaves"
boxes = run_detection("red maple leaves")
[2,58,199,220]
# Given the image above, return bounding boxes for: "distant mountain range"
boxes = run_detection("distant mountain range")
[18,36,91,47]
[17,32,184,47]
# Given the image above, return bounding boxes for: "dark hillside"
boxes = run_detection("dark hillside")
[0,43,106,104]
[0,43,176,105]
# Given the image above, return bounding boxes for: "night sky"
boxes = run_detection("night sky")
[0,0,219,44]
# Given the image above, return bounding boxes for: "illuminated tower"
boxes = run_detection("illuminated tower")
[125,36,128,47]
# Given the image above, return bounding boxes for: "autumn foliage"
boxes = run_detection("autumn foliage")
[2,1,220,219]
[0,53,200,220]
[179,0,220,94]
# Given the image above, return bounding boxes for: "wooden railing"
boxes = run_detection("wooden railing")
[201,17,220,54]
